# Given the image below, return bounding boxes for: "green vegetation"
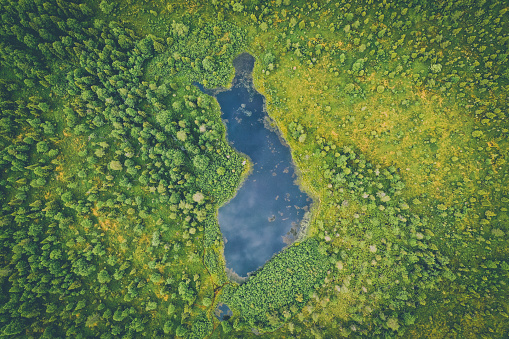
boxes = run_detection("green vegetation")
[0,0,507,338]
[223,238,329,333]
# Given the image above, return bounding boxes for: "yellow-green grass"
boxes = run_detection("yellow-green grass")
[241,27,508,336]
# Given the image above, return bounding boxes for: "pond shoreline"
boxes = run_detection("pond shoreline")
[198,52,313,278]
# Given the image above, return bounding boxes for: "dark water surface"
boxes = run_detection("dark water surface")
[198,53,311,277]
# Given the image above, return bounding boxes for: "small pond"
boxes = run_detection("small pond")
[215,303,232,321]
[198,53,311,277]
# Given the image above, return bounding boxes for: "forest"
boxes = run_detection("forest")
[0,0,507,338]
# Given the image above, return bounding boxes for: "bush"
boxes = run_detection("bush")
[189,313,212,339]
[145,301,157,311]
[109,160,123,171]
[99,0,115,14]
[193,155,209,172]
[97,269,111,284]
[345,83,356,94]
[36,141,49,153]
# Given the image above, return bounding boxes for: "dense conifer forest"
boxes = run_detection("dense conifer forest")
[0,0,507,338]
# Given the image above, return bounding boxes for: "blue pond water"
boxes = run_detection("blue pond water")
[215,303,232,321]
[199,53,311,277]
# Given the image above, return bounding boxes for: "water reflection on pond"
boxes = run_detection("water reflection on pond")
[215,303,232,321]
[199,53,311,277]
